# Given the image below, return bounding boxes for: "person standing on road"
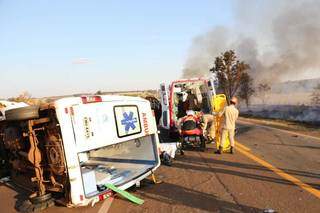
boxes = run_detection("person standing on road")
[216,96,239,154]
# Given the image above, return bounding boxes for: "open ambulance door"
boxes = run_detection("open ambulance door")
[159,83,170,129]
[207,77,217,113]
[207,77,216,97]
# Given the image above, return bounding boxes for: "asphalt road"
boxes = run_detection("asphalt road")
[1,118,319,213]
[109,118,320,213]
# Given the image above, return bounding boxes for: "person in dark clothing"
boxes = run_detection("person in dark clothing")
[177,93,186,118]
[184,89,199,111]
[145,96,162,125]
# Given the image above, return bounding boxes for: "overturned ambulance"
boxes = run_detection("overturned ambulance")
[0,95,160,209]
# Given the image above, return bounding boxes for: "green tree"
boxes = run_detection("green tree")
[210,50,251,103]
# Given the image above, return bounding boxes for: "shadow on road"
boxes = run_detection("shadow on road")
[177,154,320,179]
[236,125,254,135]
[141,181,263,213]
[173,155,320,190]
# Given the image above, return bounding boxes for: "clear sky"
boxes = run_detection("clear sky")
[0,0,234,98]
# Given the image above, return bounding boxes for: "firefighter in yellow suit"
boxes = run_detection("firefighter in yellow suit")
[211,95,239,154]
[216,96,239,154]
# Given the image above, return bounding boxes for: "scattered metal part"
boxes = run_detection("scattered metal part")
[263,209,276,213]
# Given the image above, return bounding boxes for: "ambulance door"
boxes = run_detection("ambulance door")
[207,77,217,113]
[207,77,216,97]
[70,101,118,152]
[159,83,170,129]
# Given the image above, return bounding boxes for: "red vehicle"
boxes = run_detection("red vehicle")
[159,78,216,139]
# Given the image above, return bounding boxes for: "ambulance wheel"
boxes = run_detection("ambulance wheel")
[30,193,52,204]
[5,106,39,121]
[19,197,55,213]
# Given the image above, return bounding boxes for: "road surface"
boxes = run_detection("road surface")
[109,118,320,213]
[1,118,319,212]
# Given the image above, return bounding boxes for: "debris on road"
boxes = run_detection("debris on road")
[105,183,144,205]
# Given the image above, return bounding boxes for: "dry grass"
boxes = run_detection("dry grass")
[250,92,313,106]
[8,91,49,105]
[101,90,159,99]
[7,90,160,106]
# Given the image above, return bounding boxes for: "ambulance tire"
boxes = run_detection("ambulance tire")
[19,196,54,213]
[30,193,52,204]
[5,106,39,121]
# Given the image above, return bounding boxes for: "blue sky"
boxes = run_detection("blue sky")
[0,0,234,98]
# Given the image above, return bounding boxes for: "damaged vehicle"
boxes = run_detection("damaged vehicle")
[159,77,216,139]
[0,95,160,210]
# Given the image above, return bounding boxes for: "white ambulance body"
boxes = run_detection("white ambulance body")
[55,95,161,206]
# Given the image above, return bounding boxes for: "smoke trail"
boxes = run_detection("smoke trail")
[182,0,320,83]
